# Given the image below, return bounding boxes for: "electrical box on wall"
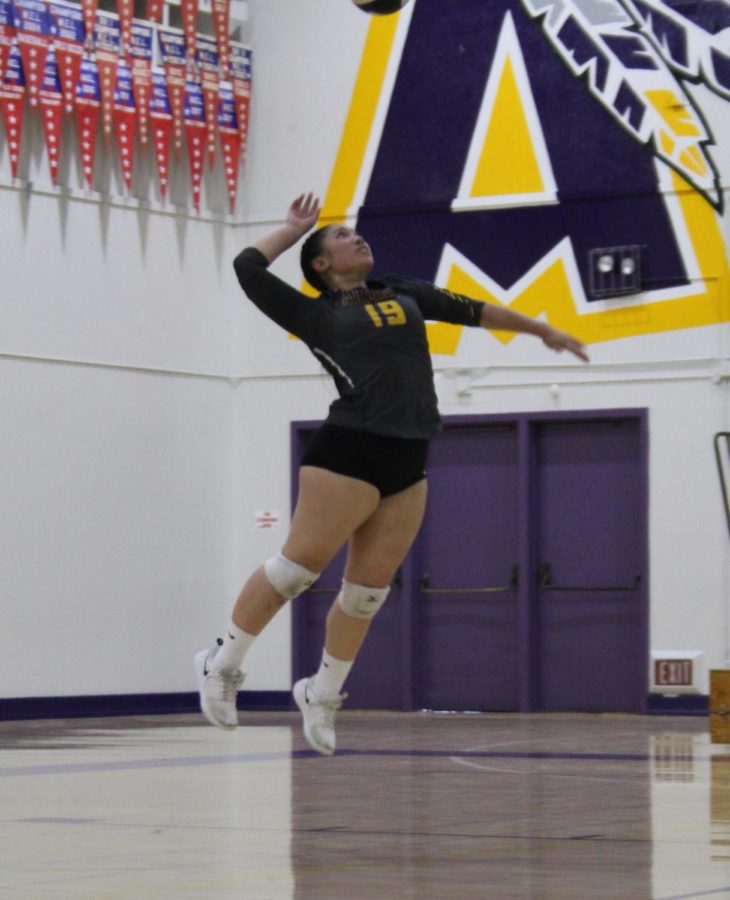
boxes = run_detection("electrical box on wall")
[650,651,704,694]
[588,245,642,299]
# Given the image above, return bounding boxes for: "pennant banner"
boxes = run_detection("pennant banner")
[0,0,15,86]
[149,67,172,201]
[116,0,132,58]
[39,45,63,183]
[157,26,186,154]
[75,55,100,189]
[196,34,219,169]
[179,0,198,68]
[229,42,251,162]
[128,19,152,146]
[0,9,251,211]
[183,77,205,213]
[145,0,163,25]
[14,0,52,108]
[94,10,120,140]
[1,42,26,179]
[113,59,135,193]
[210,0,230,78]
[80,0,95,50]
[218,82,239,213]
[48,0,84,113]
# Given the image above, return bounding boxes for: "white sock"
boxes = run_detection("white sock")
[311,649,353,698]
[211,622,257,673]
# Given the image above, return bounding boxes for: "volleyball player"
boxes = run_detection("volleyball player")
[195,193,588,755]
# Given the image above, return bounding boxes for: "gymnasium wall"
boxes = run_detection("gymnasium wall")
[1,0,729,701]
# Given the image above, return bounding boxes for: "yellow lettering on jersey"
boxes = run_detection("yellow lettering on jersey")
[379,300,406,325]
[365,304,384,327]
[365,300,406,327]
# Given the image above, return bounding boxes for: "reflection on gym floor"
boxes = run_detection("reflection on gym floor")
[0,711,727,898]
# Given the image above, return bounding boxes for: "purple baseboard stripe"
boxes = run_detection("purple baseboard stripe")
[0,691,291,721]
[0,693,708,722]
[647,693,709,715]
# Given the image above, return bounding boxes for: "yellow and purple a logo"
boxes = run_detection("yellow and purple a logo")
[318,0,730,354]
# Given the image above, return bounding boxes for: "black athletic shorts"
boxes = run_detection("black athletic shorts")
[301,423,429,498]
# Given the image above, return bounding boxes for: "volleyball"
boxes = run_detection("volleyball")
[351,0,411,14]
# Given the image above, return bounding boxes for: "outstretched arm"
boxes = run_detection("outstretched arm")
[254,193,321,264]
[480,303,589,363]
[233,194,326,342]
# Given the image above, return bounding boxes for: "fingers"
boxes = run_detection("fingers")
[562,340,589,363]
[292,192,321,216]
[544,330,590,363]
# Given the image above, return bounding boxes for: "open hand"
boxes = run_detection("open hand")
[287,193,321,234]
[542,327,590,362]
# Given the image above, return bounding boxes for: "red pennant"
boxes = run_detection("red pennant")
[184,81,205,214]
[75,103,99,190]
[0,39,10,89]
[229,44,252,163]
[14,0,52,109]
[96,52,117,140]
[75,58,101,190]
[185,121,205,214]
[158,29,187,155]
[113,61,135,194]
[129,20,153,146]
[0,94,24,178]
[145,0,163,24]
[233,82,250,161]
[48,2,85,113]
[16,35,49,108]
[130,65,150,145]
[53,43,83,114]
[94,11,121,142]
[0,46,26,180]
[220,134,239,212]
[0,0,14,86]
[115,0,133,58]
[196,36,219,169]
[149,70,172,202]
[210,0,230,77]
[165,65,185,155]
[202,83,218,168]
[180,0,198,68]
[218,87,239,213]
[0,43,9,89]
[80,0,97,50]
[39,50,63,184]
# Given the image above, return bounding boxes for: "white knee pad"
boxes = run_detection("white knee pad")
[337,579,390,620]
[264,553,319,600]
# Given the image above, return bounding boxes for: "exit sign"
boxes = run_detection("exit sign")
[655,659,693,687]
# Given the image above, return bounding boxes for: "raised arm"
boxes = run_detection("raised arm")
[480,303,589,363]
[233,194,325,341]
[254,193,321,264]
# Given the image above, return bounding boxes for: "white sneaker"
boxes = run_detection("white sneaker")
[293,676,345,756]
[194,645,244,731]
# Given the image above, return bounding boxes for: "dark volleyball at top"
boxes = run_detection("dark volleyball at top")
[351,0,411,15]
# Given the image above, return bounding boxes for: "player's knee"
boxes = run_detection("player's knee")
[337,579,390,620]
[264,553,320,600]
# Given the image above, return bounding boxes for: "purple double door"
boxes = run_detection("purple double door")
[292,410,648,713]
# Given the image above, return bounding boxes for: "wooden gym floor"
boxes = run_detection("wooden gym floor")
[0,710,724,899]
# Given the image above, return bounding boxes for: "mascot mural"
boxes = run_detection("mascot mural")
[321,0,730,353]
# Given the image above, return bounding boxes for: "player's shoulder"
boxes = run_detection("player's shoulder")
[380,273,431,297]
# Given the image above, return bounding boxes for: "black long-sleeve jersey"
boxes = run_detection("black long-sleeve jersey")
[233,247,485,439]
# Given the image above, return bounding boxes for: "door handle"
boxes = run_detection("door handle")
[539,562,641,593]
[419,564,518,594]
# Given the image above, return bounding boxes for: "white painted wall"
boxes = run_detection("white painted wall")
[1,0,729,700]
